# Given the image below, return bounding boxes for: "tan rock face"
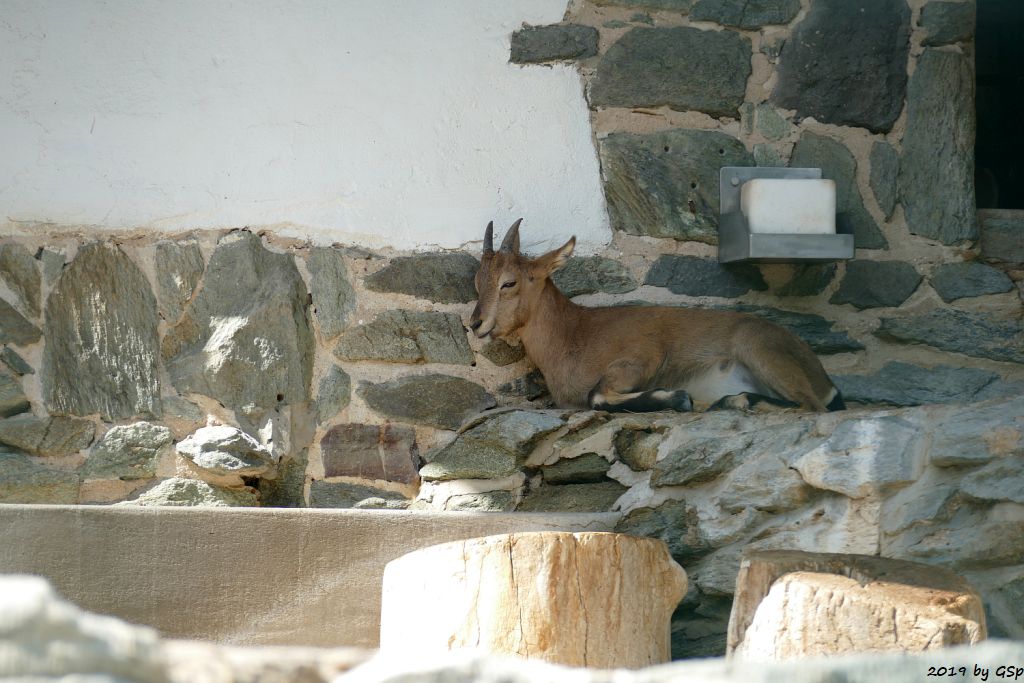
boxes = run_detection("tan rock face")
[379,531,687,669]
[728,550,987,661]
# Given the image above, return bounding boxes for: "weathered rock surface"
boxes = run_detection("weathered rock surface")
[163,231,314,415]
[84,422,173,480]
[829,260,921,309]
[552,256,637,298]
[316,364,352,423]
[876,310,1024,365]
[601,129,754,243]
[773,0,910,133]
[869,141,899,220]
[790,132,887,249]
[43,242,161,420]
[479,339,526,367]
[334,310,473,365]
[40,248,64,285]
[920,1,975,46]
[0,297,41,346]
[308,480,408,509]
[776,264,835,297]
[380,532,687,668]
[0,243,41,318]
[690,0,800,29]
[320,422,420,484]
[0,574,169,682]
[421,410,564,481]
[0,366,29,418]
[0,415,94,456]
[980,215,1024,263]
[616,500,708,564]
[154,240,204,323]
[358,374,496,430]
[519,481,628,512]
[899,49,977,244]
[161,396,204,424]
[308,247,356,339]
[364,252,478,304]
[728,551,986,660]
[645,256,767,297]
[836,361,1023,407]
[118,477,259,507]
[591,27,751,117]
[176,425,275,477]
[591,0,694,9]
[730,305,864,355]
[510,24,599,63]
[541,453,611,484]
[930,262,1014,302]
[0,347,32,375]
[0,448,78,503]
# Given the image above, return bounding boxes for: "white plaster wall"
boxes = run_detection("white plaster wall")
[0,0,610,253]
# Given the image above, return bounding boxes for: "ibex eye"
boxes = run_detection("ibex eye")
[501,281,517,289]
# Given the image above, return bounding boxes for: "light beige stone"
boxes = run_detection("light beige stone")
[380,531,686,669]
[728,550,986,661]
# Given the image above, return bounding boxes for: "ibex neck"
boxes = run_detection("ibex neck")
[519,280,580,362]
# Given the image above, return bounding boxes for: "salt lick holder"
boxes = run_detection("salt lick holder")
[717,166,855,263]
[378,531,687,669]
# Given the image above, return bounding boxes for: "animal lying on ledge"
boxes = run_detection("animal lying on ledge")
[469,219,845,413]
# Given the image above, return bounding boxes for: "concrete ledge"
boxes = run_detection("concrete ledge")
[0,504,619,647]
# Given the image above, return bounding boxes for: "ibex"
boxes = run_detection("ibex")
[470,220,845,413]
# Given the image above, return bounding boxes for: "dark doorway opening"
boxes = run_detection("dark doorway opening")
[976,0,1024,209]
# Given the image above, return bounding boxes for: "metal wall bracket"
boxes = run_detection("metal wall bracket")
[717,166,855,264]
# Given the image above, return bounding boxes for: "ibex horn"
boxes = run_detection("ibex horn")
[483,221,494,255]
[500,218,523,254]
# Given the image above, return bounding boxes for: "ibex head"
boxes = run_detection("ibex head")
[469,219,575,339]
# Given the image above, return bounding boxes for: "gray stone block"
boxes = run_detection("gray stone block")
[790,132,887,250]
[307,247,355,339]
[601,129,753,244]
[120,477,258,507]
[773,0,910,133]
[510,24,598,64]
[358,374,495,430]
[616,500,708,564]
[830,260,921,309]
[308,480,407,509]
[0,243,41,318]
[876,309,1024,364]
[920,1,975,46]
[364,252,478,304]
[0,448,79,503]
[479,339,526,367]
[0,347,33,375]
[163,231,314,415]
[316,365,352,423]
[518,481,627,512]
[84,422,173,481]
[980,215,1024,263]
[552,256,637,298]
[591,27,751,117]
[835,361,1022,407]
[591,0,694,9]
[0,298,40,346]
[176,425,275,478]
[899,49,977,244]
[154,240,204,323]
[776,264,836,297]
[930,262,1014,302]
[0,366,29,418]
[644,255,767,297]
[542,453,611,484]
[690,0,800,29]
[334,310,473,365]
[0,415,95,457]
[869,141,899,220]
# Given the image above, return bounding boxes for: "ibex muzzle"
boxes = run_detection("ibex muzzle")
[471,220,844,413]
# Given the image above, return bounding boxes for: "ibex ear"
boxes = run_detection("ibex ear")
[538,236,575,274]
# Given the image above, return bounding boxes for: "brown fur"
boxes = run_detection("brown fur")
[470,221,838,412]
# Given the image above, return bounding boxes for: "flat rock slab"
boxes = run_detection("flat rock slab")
[728,550,987,660]
[380,532,687,668]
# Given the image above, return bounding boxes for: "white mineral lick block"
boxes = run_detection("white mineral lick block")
[740,178,836,234]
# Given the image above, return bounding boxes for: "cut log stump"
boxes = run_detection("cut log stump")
[379,531,687,669]
[728,550,987,661]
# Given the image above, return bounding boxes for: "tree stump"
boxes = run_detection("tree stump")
[379,531,687,669]
[728,550,987,661]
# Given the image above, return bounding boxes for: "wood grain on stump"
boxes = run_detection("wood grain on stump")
[728,550,987,661]
[380,531,687,669]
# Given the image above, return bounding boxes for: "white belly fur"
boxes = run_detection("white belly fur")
[681,363,771,406]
